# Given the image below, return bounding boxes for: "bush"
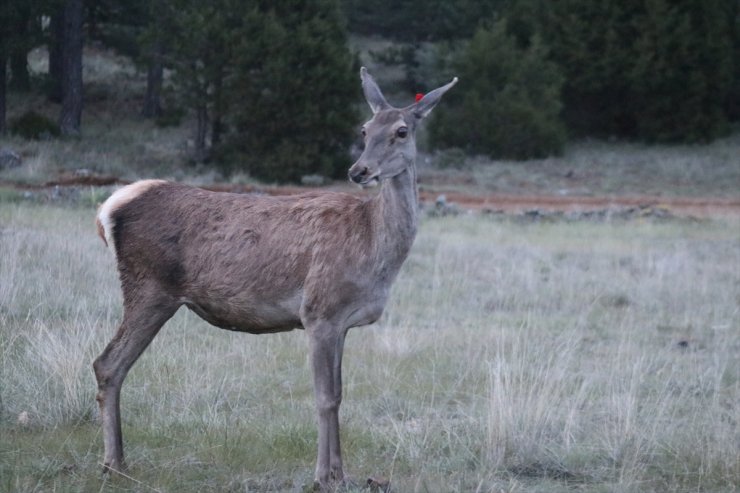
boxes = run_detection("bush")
[9,111,60,140]
[429,19,565,160]
[223,1,359,183]
[155,0,358,182]
[629,0,734,142]
[541,0,736,142]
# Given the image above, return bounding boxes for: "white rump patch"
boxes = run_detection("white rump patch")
[97,179,167,257]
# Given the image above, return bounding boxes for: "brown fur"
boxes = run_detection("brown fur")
[107,182,381,333]
[92,68,456,490]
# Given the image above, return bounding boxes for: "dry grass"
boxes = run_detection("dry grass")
[2,41,737,493]
[1,202,738,492]
[420,135,740,199]
[1,46,191,185]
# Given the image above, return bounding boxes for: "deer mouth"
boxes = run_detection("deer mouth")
[359,175,380,188]
[349,167,380,187]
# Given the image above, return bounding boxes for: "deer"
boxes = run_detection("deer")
[92,67,457,490]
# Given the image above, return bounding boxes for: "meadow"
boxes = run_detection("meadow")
[1,44,739,493]
[1,200,738,492]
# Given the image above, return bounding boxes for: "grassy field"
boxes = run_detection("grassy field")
[1,43,738,492]
[1,201,738,492]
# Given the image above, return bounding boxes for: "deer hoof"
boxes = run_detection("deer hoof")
[366,476,392,492]
[101,460,126,476]
[308,477,359,492]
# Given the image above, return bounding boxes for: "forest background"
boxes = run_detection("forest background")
[1,0,738,183]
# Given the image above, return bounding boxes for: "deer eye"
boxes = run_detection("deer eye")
[361,127,367,137]
[396,126,408,139]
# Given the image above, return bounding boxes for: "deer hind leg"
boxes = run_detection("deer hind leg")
[93,286,179,473]
[307,323,347,490]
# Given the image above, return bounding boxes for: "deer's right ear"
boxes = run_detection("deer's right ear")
[361,67,389,114]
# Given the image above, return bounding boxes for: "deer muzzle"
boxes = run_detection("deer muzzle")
[348,162,379,187]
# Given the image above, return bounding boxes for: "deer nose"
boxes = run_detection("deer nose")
[349,165,369,184]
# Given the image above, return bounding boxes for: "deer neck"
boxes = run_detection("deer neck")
[370,162,418,264]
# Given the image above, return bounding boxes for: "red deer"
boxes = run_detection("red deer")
[93,67,457,490]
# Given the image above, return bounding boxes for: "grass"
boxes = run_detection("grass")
[1,42,738,492]
[420,134,740,199]
[1,46,193,185]
[1,202,738,492]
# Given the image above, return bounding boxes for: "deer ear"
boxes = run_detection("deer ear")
[412,77,459,119]
[361,67,389,114]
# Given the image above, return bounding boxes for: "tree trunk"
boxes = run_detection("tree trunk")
[211,67,224,147]
[141,42,163,118]
[9,51,30,92]
[48,7,65,103]
[194,103,209,162]
[59,0,83,136]
[0,55,7,135]
[9,4,30,92]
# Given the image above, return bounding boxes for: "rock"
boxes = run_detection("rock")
[428,194,460,217]
[0,148,21,169]
[301,174,328,186]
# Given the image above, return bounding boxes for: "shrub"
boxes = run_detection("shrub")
[9,111,60,140]
[224,1,359,183]
[541,0,736,142]
[429,19,566,160]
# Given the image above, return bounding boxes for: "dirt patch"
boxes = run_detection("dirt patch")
[2,174,738,218]
[419,190,740,218]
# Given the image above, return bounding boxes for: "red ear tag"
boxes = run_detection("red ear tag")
[415,93,424,102]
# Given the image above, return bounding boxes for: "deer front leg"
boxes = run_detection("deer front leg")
[307,324,346,489]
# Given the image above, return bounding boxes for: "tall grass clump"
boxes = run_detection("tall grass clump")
[0,204,117,427]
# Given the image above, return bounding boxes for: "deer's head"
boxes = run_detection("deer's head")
[349,67,458,187]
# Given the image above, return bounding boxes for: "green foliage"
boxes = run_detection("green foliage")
[85,0,149,58]
[154,106,186,128]
[9,111,60,139]
[0,187,25,203]
[342,0,503,42]
[355,0,739,146]
[430,20,566,160]
[224,1,359,182]
[541,0,736,142]
[728,5,740,121]
[630,0,735,142]
[151,0,358,182]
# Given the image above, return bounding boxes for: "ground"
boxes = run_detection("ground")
[0,45,739,493]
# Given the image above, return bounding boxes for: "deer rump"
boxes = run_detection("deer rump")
[101,181,381,334]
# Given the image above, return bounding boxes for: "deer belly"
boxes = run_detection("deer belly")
[183,292,303,334]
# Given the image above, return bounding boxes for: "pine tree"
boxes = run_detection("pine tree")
[630,0,734,142]
[152,0,242,161]
[341,0,503,42]
[541,0,640,137]
[0,44,6,135]
[59,0,83,136]
[152,0,357,180]
[542,0,736,142]
[225,0,359,182]
[430,19,565,159]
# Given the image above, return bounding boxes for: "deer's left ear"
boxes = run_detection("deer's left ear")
[412,77,459,119]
